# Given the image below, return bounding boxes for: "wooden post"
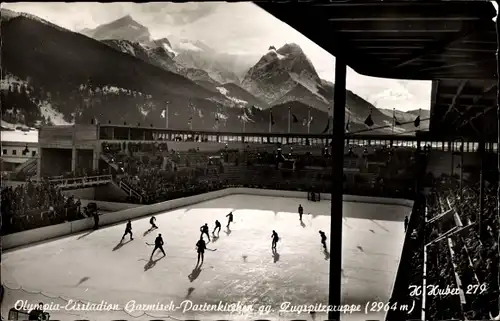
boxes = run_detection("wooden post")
[329,59,346,321]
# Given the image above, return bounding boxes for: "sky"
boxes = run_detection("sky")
[1,2,432,112]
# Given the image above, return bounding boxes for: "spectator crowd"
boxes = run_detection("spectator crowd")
[6,140,499,320]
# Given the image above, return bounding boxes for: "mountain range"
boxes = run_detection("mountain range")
[0,9,428,135]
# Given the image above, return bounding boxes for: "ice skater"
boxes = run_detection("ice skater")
[226,212,234,228]
[404,216,409,232]
[149,216,158,230]
[92,210,99,230]
[319,230,327,250]
[271,230,279,250]
[200,223,210,241]
[121,219,133,242]
[196,236,207,266]
[298,204,304,221]
[213,220,221,235]
[151,233,166,258]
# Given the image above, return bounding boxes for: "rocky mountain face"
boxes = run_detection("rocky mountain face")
[0,10,247,131]
[170,38,242,85]
[1,10,423,135]
[81,15,151,43]
[242,44,403,133]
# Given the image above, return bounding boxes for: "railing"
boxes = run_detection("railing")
[118,180,142,201]
[13,157,37,174]
[46,175,112,188]
[98,125,498,153]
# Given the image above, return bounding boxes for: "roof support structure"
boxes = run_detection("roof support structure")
[452,84,496,127]
[495,3,500,312]
[457,106,495,130]
[329,57,346,321]
[393,21,488,70]
[442,80,468,121]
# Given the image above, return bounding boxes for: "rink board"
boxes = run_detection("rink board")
[1,193,410,321]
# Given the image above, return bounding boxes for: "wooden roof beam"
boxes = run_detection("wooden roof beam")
[451,84,496,126]
[393,21,488,70]
[442,80,468,121]
[457,106,496,130]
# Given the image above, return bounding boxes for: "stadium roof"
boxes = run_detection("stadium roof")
[255,0,499,140]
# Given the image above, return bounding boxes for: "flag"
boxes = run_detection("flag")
[364,108,374,127]
[346,108,351,132]
[302,116,313,126]
[188,116,192,124]
[271,112,275,125]
[292,114,298,123]
[414,115,421,127]
[161,109,166,118]
[321,118,330,133]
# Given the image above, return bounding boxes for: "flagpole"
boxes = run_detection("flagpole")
[269,108,272,133]
[307,107,311,134]
[419,108,421,129]
[165,101,169,129]
[288,106,291,134]
[190,102,193,131]
[392,108,395,135]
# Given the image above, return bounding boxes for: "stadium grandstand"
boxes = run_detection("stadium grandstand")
[2,1,500,321]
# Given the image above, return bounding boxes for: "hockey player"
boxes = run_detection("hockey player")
[298,204,304,221]
[319,230,327,250]
[226,212,234,228]
[151,233,166,258]
[200,223,211,241]
[121,219,133,242]
[404,216,409,232]
[271,230,279,250]
[196,236,207,266]
[213,220,221,235]
[150,216,158,230]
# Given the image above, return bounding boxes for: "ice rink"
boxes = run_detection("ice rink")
[1,194,410,321]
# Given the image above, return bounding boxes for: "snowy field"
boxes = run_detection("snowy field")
[1,194,410,321]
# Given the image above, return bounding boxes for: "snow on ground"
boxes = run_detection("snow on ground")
[289,72,329,104]
[216,87,248,106]
[39,101,71,125]
[1,194,409,321]
[162,43,177,56]
[215,112,228,120]
[0,73,28,91]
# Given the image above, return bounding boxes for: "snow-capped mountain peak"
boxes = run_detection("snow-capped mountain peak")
[241,43,322,105]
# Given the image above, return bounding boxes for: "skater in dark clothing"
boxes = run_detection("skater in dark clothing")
[150,216,158,229]
[121,220,133,242]
[93,211,99,230]
[151,233,166,258]
[319,230,327,249]
[213,220,221,235]
[196,236,207,266]
[226,212,234,228]
[404,216,409,232]
[271,230,279,249]
[200,223,211,241]
[298,204,304,221]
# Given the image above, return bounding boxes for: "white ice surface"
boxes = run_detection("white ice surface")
[1,194,409,321]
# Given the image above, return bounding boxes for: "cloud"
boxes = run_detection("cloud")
[1,1,431,111]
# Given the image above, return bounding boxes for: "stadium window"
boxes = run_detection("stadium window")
[32,151,36,157]
[2,149,6,155]
[12,150,16,155]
